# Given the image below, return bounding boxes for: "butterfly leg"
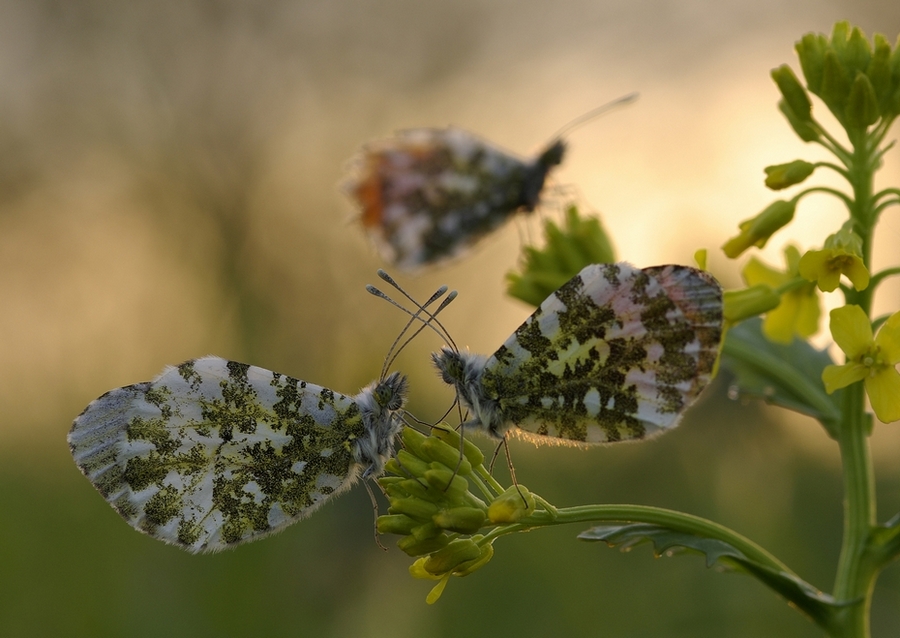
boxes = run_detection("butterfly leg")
[363,478,389,551]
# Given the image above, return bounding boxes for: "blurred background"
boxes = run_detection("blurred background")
[2,1,900,636]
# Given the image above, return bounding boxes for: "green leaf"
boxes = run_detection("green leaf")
[869,512,900,568]
[720,318,842,436]
[580,523,844,632]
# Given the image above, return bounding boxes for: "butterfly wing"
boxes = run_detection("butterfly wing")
[480,263,722,444]
[68,356,366,552]
[346,127,562,269]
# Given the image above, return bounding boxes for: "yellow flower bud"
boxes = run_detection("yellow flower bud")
[764,160,815,190]
[423,467,470,501]
[452,542,495,576]
[796,32,827,94]
[771,65,812,121]
[420,436,472,475]
[389,497,439,521]
[722,200,796,258]
[846,72,880,129]
[401,426,431,459]
[431,426,485,467]
[394,449,430,478]
[376,514,419,536]
[423,539,483,576]
[488,485,536,524]
[398,533,451,557]
[433,507,487,534]
[723,285,782,324]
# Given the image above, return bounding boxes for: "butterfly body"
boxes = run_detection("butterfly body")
[433,263,723,444]
[68,356,408,553]
[347,127,565,270]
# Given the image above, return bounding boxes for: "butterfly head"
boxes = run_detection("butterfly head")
[520,140,566,210]
[431,347,500,435]
[538,139,566,169]
[374,371,408,412]
[356,372,410,478]
[432,347,466,387]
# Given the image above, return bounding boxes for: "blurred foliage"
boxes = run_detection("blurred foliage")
[506,204,615,307]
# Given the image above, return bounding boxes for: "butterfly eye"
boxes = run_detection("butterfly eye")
[372,372,407,411]
[432,349,464,385]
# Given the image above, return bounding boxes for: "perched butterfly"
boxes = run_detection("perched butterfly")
[432,262,723,444]
[68,357,408,553]
[344,95,637,270]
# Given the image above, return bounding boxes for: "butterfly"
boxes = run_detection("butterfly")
[432,262,723,444]
[344,95,637,271]
[68,356,408,553]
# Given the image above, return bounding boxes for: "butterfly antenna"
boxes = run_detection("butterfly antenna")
[372,269,460,350]
[400,410,434,430]
[368,283,452,379]
[383,290,458,373]
[548,92,639,141]
[433,397,459,428]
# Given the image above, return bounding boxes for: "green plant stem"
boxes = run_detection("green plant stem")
[873,198,900,215]
[869,266,900,290]
[796,186,854,207]
[814,124,853,165]
[830,131,879,638]
[816,161,852,180]
[484,503,793,574]
[873,187,900,202]
[832,384,876,637]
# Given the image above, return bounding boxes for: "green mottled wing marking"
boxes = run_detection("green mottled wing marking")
[68,356,366,553]
[481,263,723,444]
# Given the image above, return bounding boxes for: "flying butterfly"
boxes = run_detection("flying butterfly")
[432,262,723,444]
[344,94,637,270]
[68,282,457,553]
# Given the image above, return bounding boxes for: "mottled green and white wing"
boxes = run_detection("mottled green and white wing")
[68,357,368,553]
[481,263,723,444]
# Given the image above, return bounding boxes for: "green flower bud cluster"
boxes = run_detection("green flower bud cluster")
[377,427,487,555]
[378,426,540,603]
[507,204,615,307]
[775,22,900,137]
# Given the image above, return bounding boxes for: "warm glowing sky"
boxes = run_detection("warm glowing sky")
[1,1,899,449]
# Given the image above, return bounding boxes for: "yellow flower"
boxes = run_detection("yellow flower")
[822,305,900,423]
[799,248,869,292]
[798,227,870,292]
[742,245,820,344]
